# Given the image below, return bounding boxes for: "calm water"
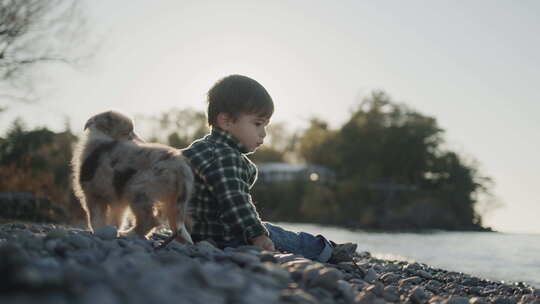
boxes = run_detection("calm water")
[279,223,540,288]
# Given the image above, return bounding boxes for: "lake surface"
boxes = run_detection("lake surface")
[279,222,540,288]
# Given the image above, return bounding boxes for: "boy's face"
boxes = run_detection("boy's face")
[221,113,269,153]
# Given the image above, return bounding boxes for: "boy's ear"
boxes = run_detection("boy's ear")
[216,113,233,130]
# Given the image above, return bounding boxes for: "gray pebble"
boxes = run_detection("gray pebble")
[365,282,384,297]
[519,295,540,304]
[230,252,260,265]
[380,272,401,284]
[383,285,400,302]
[259,262,292,285]
[355,290,377,304]
[418,270,433,279]
[46,228,68,239]
[94,226,117,240]
[410,286,428,304]
[446,296,471,304]
[463,278,480,286]
[384,262,401,272]
[259,253,277,263]
[22,236,44,251]
[196,240,221,254]
[302,263,325,282]
[79,284,119,304]
[66,234,91,249]
[239,282,280,304]
[336,280,356,302]
[274,253,299,263]
[44,239,59,253]
[492,296,516,304]
[469,297,489,304]
[281,289,318,304]
[309,267,343,290]
[200,263,246,291]
[34,257,60,268]
[401,276,423,285]
[364,267,378,283]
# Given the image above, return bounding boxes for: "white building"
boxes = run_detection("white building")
[257,162,336,184]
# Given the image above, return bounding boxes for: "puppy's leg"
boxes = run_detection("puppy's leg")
[129,192,159,238]
[174,200,193,244]
[108,203,129,231]
[156,194,192,249]
[86,197,108,232]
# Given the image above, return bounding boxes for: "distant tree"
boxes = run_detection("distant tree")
[136,108,209,148]
[0,0,84,102]
[248,121,297,163]
[295,90,495,230]
[248,146,285,163]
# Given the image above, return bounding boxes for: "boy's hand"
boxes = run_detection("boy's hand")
[250,235,275,251]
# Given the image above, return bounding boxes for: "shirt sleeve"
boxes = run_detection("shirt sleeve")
[201,150,268,242]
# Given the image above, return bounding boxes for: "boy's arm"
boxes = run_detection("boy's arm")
[202,152,269,243]
[251,234,275,251]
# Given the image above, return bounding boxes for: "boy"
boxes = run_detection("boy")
[182,75,356,262]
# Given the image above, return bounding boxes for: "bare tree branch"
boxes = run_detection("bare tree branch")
[0,0,85,102]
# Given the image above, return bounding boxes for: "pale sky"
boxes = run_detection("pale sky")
[1,0,539,233]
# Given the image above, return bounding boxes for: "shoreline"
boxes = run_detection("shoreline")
[275,221,496,234]
[0,222,538,304]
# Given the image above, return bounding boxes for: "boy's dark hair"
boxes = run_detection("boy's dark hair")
[207,75,274,127]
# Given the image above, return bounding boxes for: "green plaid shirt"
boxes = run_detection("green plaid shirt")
[182,127,268,243]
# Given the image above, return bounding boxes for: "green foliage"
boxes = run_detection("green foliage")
[136,108,209,148]
[248,147,285,163]
[0,118,85,223]
[254,91,495,231]
[292,92,489,229]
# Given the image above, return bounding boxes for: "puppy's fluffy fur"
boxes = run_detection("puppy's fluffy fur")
[72,110,194,243]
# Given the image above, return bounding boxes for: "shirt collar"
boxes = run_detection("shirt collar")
[208,127,249,154]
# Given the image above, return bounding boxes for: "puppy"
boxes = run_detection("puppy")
[72,110,194,244]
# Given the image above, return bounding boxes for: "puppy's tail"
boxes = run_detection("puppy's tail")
[162,158,194,246]
[176,160,194,243]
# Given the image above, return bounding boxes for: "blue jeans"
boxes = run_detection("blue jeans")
[217,222,333,263]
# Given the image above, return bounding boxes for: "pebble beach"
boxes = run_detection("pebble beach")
[1,222,539,304]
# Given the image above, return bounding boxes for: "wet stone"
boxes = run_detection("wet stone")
[519,295,540,304]
[410,286,428,304]
[274,253,299,264]
[492,296,517,304]
[0,223,537,304]
[302,263,325,285]
[94,226,117,241]
[259,262,292,285]
[383,285,401,302]
[365,282,384,297]
[364,268,378,283]
[46,228,68,240]
[355,290,377,304]
[259,253,277,263]
[418,270,433,280]
[381,272,401,284]
[66,234,91,250]
[401,276,424,285]
[336,280,356,302]
[230,252,260,266]
[470,297,490,304]
[446,296,471,304]
[309,267,343,290]
[280,289,318,304]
